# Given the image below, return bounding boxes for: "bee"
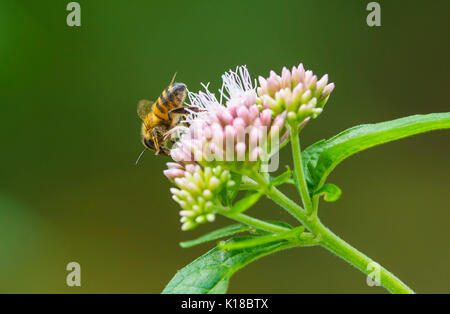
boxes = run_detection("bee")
[136,74,197,164]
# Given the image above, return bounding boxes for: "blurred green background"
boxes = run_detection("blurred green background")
[1,0,449,293]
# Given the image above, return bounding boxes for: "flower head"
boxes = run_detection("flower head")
[170,66,286,171]
[163,63,334,231]
[165,163,233,230]
[257,63,334,124]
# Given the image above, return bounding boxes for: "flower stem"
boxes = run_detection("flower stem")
[249,172,307,223]
[287,124,313,213]
[218,226,307,250]
[233,131,413,293]
[218,209,290,234]
[261,172,414,293]
[310,217,414,294]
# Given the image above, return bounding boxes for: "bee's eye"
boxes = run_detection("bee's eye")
[172,83,186,93]
[143,138,155,150]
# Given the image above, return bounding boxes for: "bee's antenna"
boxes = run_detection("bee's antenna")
[170,72,177,85]
[135,149,147,165]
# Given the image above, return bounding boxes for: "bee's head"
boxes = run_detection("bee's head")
[171,82,187,103]
[139,137,171,159]
[171,82,186,92]
[143,137,156,151]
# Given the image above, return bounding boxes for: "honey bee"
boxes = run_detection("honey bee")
[136,74,197,164]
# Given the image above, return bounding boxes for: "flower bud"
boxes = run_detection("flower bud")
[165,163,231,230]
[257,62,334,125]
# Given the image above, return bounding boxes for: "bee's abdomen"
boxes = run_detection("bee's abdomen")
[153,82,187,122]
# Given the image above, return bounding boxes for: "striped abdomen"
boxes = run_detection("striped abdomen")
[152,82,187,122]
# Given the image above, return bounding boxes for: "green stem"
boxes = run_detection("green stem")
[230,127,413,293]
[239,183,259,190]
[310,218,414,294]
[288,124,314,213]
[262,175,414,293]
[250,172,307,223]
[218,226,310,250]
[218,209,290,234]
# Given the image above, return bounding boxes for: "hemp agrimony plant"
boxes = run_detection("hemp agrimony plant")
[160,63,450,294]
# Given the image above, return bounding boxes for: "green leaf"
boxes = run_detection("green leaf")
[181,221,293,248]
[313,183,342,202]
[162,237,288,294]
[219,226,305,250]
[180,224,249,248]
[228,190,263,215]
[270,167,294,186]
[249,220,293,235]
[302,113,450,193]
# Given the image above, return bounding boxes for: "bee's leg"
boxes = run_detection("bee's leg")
[153,127,171,156]
[168,106,205,121]
[159,146,171,156]
[152,128,161,155]
[189,106,205,113]
[168,107,187,121]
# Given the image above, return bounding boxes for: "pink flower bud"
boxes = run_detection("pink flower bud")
[167,162,183,170]
[281,67,292,88]
[248,104,260,122]
[249,127,261,148]
[258,76,267,94]
[237,105,250,123]
[164,169,186,180]
[316,74,328,93]
[261,109,272,126]
[233,117,246,130]
[217,107,234,125]
[323,83,335,97]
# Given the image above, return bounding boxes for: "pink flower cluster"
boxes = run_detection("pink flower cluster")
[163,63,334,230]
[257,63,334,123]
[170,67,286,169]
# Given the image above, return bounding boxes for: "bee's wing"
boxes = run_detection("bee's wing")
[137,99,154,121]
